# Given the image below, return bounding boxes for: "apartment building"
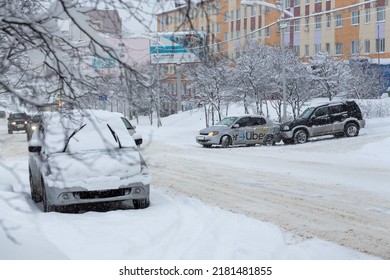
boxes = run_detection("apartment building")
[156,0,390,62]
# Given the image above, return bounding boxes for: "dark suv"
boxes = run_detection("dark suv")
[280,100,366,144]
[7,112,29,134]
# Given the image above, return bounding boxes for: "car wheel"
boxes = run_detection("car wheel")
[133,199,150,209]
[262,135,275,146]
[8,129,13,134]
[294,129,308,144]
[220,135,232,148]
[344,123,359,137]
[29,169,42,203]
[41,177,54,212]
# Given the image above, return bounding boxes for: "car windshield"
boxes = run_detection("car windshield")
[215,117,238,126]
[299,107,316,119]
[10,113,26,119]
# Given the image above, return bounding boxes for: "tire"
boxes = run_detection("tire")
[262,135,275,146]
[41,177,54,212]
[29,169,42,203]
[294,129,308,144]
[8,129,13,134]
[202,144,212,148]
[133,199,150,209]
[220,135,232,148]
[344,123,359,137]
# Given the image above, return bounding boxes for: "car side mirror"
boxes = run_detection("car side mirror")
[233,124,239,128]
[28,146,42,153]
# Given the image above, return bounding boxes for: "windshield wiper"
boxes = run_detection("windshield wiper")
[63,124,87,152]
[107,124,122,148]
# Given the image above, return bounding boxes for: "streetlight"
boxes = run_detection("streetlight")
[241,1,292,121]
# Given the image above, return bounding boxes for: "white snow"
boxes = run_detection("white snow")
[1,101,389,260]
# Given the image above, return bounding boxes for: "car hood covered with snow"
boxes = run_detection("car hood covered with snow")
[45,148,146,190]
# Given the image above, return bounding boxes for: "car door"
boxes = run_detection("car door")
[231,116,252,145]
[329,104,348,133]
[310,106,332,136]
[251,117,269,144]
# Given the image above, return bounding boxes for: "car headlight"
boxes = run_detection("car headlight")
[24,121,28,124]
[282,125,290,131]
[208,131,219,136]
[31,125,37,131]
[11,121,16,125]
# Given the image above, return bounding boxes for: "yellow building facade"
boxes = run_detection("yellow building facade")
[156,0,390,61]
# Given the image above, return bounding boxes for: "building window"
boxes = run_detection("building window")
[293,45,300,56]
[304,44,309,56]
[285,22,290,33]
[217,23,221,33]
[315,16,322,29]
[224,11,229,22]
[258,29,262,37]
[294,0,300,7]
[294,19,300,32]
[376,38,385,53]
[351,11,360,25]
[285,1,290,9]
[335,14,343,27]
[377,7,385,22]
[265,26,270,37]
[365,9,371,23]
[351,40,360,54]
[236,30,240,38]
[251,6,256,16]
[335,43,343,55]
[224,32,229,41]
[365,40,370,54]
[326,15,331,28]
[315,43,321,53]
[325,43,330,53]
[236,9,240,19]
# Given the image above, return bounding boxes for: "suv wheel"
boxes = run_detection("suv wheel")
[8,128,13,134]
[294,129,308,144]
[344,123,359,137]
[220,135,232,148]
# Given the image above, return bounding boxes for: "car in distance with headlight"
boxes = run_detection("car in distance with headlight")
[196,115,281,148]
[26,114,42,141]
[28,110,150,212]
[7,112,29,134]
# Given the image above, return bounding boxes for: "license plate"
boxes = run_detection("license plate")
[17,124,24,128]
[197,136,205,140]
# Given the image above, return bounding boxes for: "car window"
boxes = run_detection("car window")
[216,117,238,126]
[329,104,347,115]
[121,117,134,130]
[235,117,251,127]
[299,107,316,119]
[251,117,266,126]
[314,107,329,118]
[10,113,27,119]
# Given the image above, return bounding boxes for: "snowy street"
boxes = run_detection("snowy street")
[1,109,389,259]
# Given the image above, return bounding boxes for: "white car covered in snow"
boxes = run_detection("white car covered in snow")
[28,109,150,212]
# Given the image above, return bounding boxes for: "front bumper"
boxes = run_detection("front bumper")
[196,135,220,145]
[280,130,294,139]
[9,123,27,131]
[46,183,150,208]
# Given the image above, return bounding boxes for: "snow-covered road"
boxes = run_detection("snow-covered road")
[139,112,390,259]
[1,112,389,259]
